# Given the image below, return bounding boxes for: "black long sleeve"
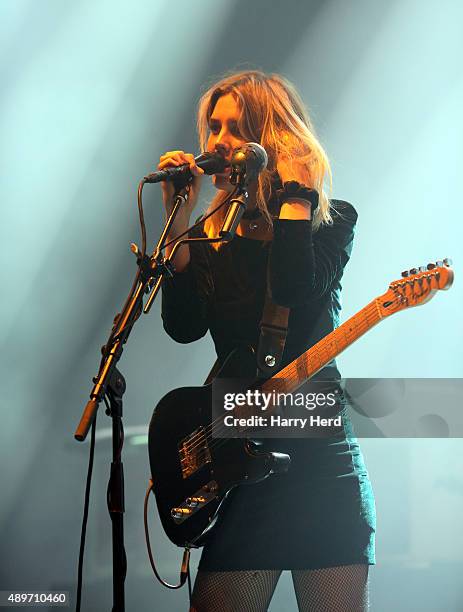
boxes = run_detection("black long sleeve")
[161,224,212,343]
[161,200,358,361]
[269,201,358,308]
[161,266,209,343]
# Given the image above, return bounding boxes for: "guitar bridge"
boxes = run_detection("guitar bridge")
[178,426,212,479]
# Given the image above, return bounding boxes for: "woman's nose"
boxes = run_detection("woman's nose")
[215,142,230,157]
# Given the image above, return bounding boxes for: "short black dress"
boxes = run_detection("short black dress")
[161,200,376,570]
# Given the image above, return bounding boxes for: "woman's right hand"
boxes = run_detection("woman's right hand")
[157,151,204,217]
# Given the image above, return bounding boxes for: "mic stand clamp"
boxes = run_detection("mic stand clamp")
[219,171,249,241]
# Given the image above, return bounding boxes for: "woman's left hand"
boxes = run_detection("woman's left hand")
[276,135,313,220]
[276,134,311,184]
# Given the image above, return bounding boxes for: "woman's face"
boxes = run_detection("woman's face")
[207,93,246,191]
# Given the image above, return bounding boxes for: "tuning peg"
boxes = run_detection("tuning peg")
[401,270,409,278]
[427,263,436,270]
[443,257,452,266]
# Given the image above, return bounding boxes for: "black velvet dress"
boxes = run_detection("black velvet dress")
[161,200,376,570]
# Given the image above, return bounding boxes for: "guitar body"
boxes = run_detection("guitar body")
[148,345,290,547]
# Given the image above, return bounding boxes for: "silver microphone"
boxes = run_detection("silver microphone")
[220,143,268,240]
[229,142,268,186]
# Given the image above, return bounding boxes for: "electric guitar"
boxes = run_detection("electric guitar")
[148,260,453,547]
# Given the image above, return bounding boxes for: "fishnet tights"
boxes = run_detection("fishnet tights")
[190,564,369,612]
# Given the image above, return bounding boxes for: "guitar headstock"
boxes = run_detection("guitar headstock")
[377,258,454,318]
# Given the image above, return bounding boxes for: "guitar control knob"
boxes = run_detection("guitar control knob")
[409,268,417,275]
[427,263,436,270]
[186,496,206,507]
[401,271,409,278]
[171,508,191,519]
[443,258,452,266]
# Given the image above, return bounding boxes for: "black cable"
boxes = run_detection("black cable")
[103,181,237,360]
[143,480,190,590]
[75,415,97,612]
[97,178,148,358]
[100,288,145,351]
[187,563,193,606]
[100,178,147,357]
[162,186,239,249]
[138,180,148,257]
[77,178,222,610]
[92,183,240,409]
[97,177,149,363]
[108,186,239,347]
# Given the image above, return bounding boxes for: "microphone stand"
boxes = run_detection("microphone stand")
[218,165,249,240]
[73,174,248,612]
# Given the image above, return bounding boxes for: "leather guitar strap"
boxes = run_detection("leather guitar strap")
[204,258,289,384]
[255,263,290,377]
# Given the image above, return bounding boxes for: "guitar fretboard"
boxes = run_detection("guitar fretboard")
[261,298,383,395]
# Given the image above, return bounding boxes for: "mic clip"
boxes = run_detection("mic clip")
[172,173,193,195]
[219,189,248,241]
[229,164,248,188]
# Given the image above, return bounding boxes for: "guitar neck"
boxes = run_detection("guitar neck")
[231,260,452,420]
[262,298,383,395]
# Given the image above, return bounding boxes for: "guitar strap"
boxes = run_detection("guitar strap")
[255,263,290,376]
[203,257,290,384]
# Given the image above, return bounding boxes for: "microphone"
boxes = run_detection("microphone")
[144,152,227,184]
[220,143,268,240]
[230,142,268,186]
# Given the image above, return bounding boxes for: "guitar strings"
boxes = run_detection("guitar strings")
[181,301,381,458]
[200,307,376,457]
[183,300,379,455]
[184,301,378,455]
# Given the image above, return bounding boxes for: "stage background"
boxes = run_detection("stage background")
[1,1,462,610]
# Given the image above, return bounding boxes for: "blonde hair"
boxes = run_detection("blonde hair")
[197,70,333,246]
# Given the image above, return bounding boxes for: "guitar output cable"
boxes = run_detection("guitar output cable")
[143,479,194,604]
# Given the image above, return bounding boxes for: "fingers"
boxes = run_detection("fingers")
[185,153,205,177]
[158,151,204,176]
[158,151,185,169]
[157,151,204,216]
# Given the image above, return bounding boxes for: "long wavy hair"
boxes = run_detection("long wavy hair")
[197,70,333,246]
